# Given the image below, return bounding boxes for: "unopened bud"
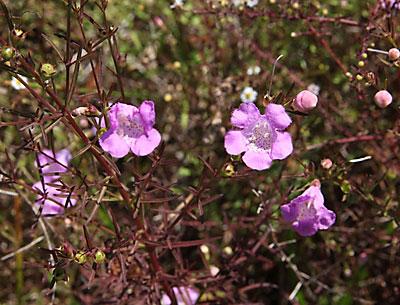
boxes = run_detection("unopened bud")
[294,90,318,112]
[388,48,400,61]
[94,250,106,264]
[321,158,333,169]
[1,46,15,61]
[374,90,392,108]
[40,63,57,78]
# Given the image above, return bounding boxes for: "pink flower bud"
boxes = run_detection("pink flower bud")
[374,90,392,108]
[321,158,333,169]
[388,48,400,61]
[294,90,318,112]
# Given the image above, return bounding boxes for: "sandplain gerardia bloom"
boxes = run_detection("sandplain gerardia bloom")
[33,181,76,215]
[161,286,200,305]
[224,102,293,170]
[240,86,258,103]
[37,149,72,182]
[380,0,400,9]
[99,101,161,158]
[280,179,336,237]
[33,149,76,215]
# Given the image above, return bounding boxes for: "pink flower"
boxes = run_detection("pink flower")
[36,149,71,182]
[374,90,392,108]
[280,180,336,237]
[99,101,161,158]
[224,103,293,170]
[388,48,400,61]
[294,90,318,113]
[380,0,400,9]
[161,287,200,305]
[33,181,76,215]
[34,149,76,215]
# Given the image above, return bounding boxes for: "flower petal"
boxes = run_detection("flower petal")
[303,185,325,209]
[280,201,300,223]
[293,219,319,237]
[56,149,72,167]
[109,102,138,128]
[224,131,247,155]
[139,100,156,128]
[231,102,260,128]
[130,128,161,156]
[317,207,336,230]
[242,150,272,170]
[265,103,292,129]
[99,130,130,158]
[271,131,293,160]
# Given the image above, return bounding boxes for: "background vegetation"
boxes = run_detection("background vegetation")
[0,0,399,304]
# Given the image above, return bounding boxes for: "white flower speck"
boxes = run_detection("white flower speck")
[11,76,28,90]
[232,0,244,6]
[240,86,258,103]
[247,65,261,76]
[246,0,259,7]
[307,83,320,96]
[170,0,184,8]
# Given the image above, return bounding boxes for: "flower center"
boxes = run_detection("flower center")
[117,113,145,138]
[298,200,316,221]
[247,119,274,151]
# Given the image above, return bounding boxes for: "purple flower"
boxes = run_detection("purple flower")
[37,149,71,182]
[224,102,293,170]
[33,181,76,215]
[161,286,200,305]
[99,101,161,158]
[34,149,76,215]
[380,0,400,9]
[280,180,336,237]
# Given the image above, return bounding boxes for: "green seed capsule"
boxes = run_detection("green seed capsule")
[74,251,87,264]
[94,250,106,264]
[40,63,57,78]
[1,47,15,61]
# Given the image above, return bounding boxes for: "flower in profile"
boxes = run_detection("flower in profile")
[11,76,28,90]
[33,149,76,215]
[99,101,161,158]
[240,86,258,103]
[161,286,200,305]
[224,102,293,170]
[280,179,336,237]
[33,181,76,215]
[37,149,72,182]
[380,0,400,10]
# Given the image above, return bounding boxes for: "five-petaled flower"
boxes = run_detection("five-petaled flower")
[240,86,258,103]
[280,179,336,237]
[33,149,76,215]
[99,101,161,158]
[161,286,200,305]
[224,102,293,170]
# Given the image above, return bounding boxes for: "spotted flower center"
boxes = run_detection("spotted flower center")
[247,119,274,151]
[116,113,145,138]
[298,202,316,221]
